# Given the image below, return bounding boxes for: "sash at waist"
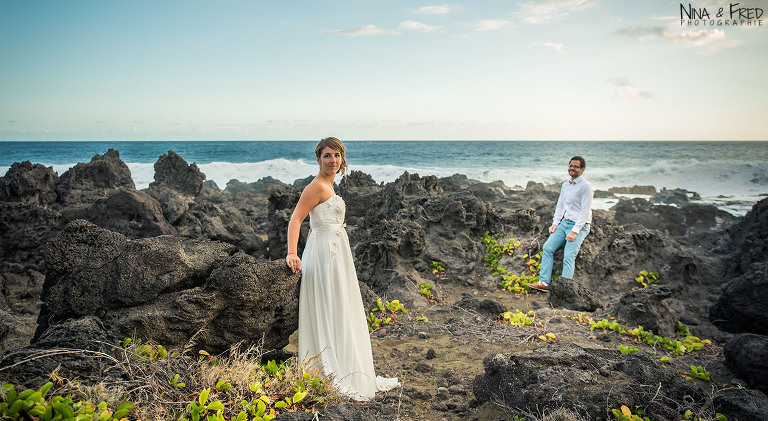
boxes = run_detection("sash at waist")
[311,222,346,233]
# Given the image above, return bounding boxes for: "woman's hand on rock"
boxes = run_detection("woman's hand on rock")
[286,254,302,273]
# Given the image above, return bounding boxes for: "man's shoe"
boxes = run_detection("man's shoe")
[530,281,549,292]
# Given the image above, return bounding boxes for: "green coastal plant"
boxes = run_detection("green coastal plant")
[122,337,178,361]
[9,339,339,420]
[419,282,434,296]
[482,231,542,293]
[617,345,639,354]
[482,231,518,269]
[181,387,226,421]
[430,261,446,278]
[683,365,710,382]
[367,298,408,331]
[538,332,557,342]
[0,382,134,420]
[612,405,651,421]
[500,310,537,326]
[562,312,590,325]
[587,318,711,356]
[635,270,659,288]
[169,373,186,388]
[683,410,728,421]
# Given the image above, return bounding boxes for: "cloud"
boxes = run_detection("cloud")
[323,25,400,36]
[609,79,654,100]
[618,25,742,54]
[398,21,444,33]
[529,42,565,52]
[519,0,596,24]
[413,5,454,15]
[467,20,513,31]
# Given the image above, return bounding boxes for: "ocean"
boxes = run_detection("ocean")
[1,141,767,216]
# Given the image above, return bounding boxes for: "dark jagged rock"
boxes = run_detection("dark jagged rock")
[0,161,58,205]
[55,149,135,206]
[173,188,266,256]
[352,219,426,297]
[338,171,381,221]
[452,293,506,316]
[266,185,304,260]
[61,187,176,238]
[224,177,289,199]
[466,180,519,204]
[473,342,704,421]
[723,333,768,394]
[548,276,601,312]
[150,150,205,197]
[650,188,700,205]
[614,285,678,337]
[146,151,204,224]
[0,337,110,390]
[146,152,266,256]
[608,185,657,195]
[34,316,117,350]
[34,220,297,354]
[0,201,60,266]
[613,198,737,243]
[342,172,540,296]
[709,262,768,335]
[293,175,314,190]
[575,217,724,326]
[712,389,768,421]
[715,197,768,277]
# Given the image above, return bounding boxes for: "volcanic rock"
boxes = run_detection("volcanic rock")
[473,342,703,421]
[34,220,298,355]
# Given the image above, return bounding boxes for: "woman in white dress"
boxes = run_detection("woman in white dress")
[285,137,399,401]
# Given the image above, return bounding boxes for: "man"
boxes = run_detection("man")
[530,156,594,292]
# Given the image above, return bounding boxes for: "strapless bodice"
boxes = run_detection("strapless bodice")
[309,195,345,232]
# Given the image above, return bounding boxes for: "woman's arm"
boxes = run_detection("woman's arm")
[286,183,323,273]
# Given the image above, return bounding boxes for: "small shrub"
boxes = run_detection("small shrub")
[635,270,659,288]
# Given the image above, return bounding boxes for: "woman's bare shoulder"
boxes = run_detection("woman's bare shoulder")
[303,180,333,201]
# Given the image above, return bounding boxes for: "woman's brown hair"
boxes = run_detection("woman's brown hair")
[315,137,348,177]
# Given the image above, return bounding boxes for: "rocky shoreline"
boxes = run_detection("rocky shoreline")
[1,149,767,420]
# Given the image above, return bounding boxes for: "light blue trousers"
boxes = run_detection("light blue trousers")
[538,219,590,285]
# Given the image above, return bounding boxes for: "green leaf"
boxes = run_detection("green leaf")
[199,388,210,406]
[256,400,266,416]
[3,384,17,405]
[207,401,225,411]
[53,401,75,417]
[275,400,288,408]
[40,382,54,398]
[113,401,135,418]
[28,404,48,416]
[292,390,308,404]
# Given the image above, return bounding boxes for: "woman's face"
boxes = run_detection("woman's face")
[317,146,342,175]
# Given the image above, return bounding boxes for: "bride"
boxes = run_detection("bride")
[285,137,399,401]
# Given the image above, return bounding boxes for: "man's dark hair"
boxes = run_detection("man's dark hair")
[570,156,586,169]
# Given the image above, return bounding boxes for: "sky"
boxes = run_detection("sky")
[1,0,766,141]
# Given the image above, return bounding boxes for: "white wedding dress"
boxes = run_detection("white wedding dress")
[298,194,400,401]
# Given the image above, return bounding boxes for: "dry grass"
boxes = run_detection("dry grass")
[37,338,342,420]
